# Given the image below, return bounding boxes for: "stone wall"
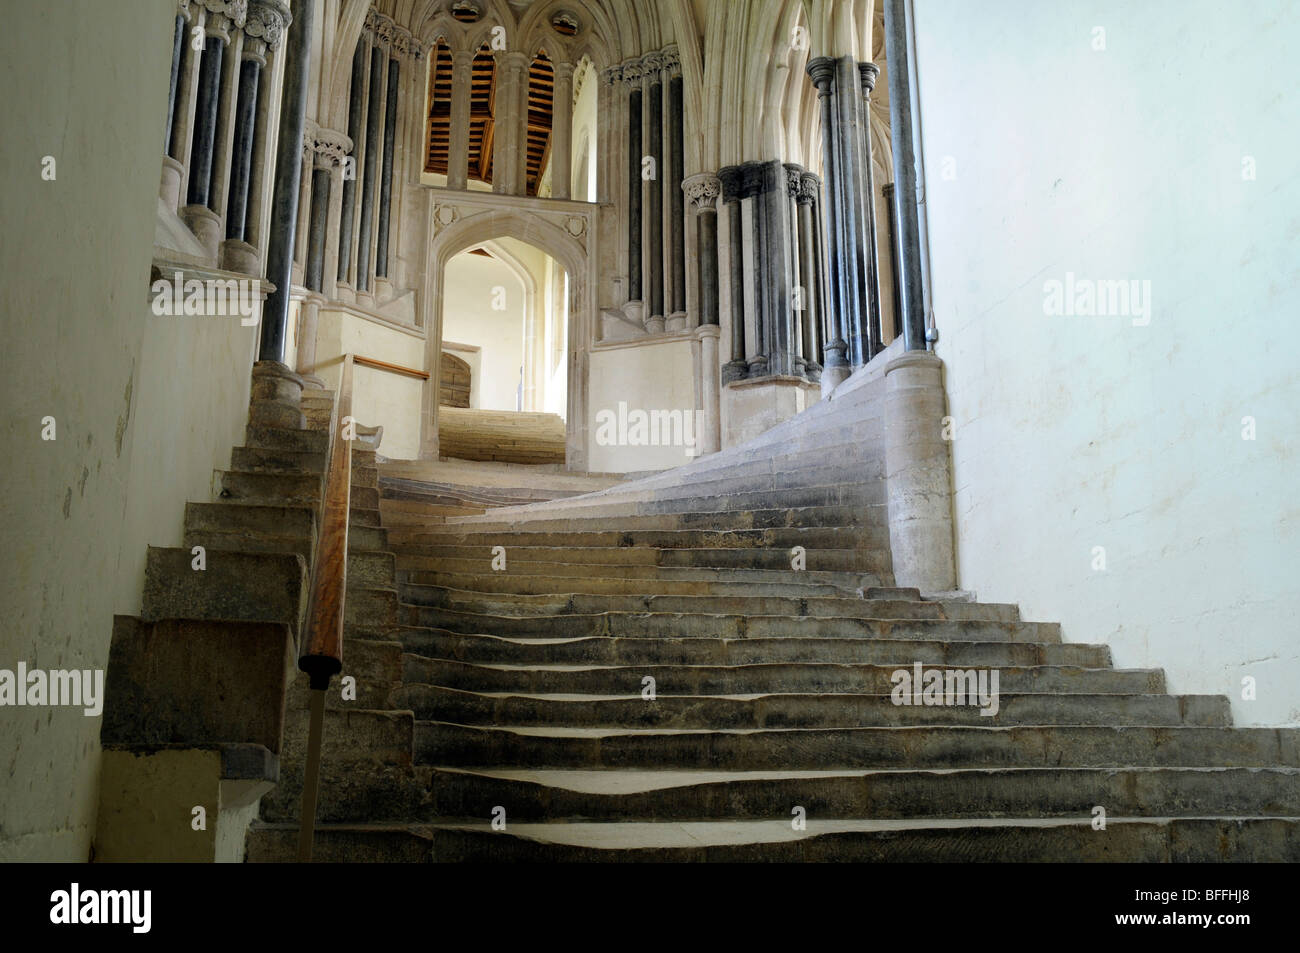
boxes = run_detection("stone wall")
[916,0,1300,725]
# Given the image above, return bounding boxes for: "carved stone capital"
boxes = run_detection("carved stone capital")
[601,65,623,86]
[717,165,744,203]
[313,128,353,168]
[661,48,681,75]
[784,163,805,198]
[797,171,821,206]
[858,61,880,95]
[806,56,836,93]
[198,0,246,41]
[553,61,575,83]
[641,52,664,77]
[244,0,289,53]
[683,173,721,212]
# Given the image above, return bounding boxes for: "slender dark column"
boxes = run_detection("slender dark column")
[669,74,686,316]
[883,182,903,339]
[187,35,225,207]
[747,163,769,376]
[796,173,822,379]
[811,186,829,362]
[835,55,870,367]
[375,56,400,278]
[684,173,721,326]
[356,41,384,292]
[226,58,262,240]
[337,40,365,283]
[646,76,664,320]
[627,86,642,301]
[859,62,883,360]
[883,0,928,350]
[806,58,849,376]
[164,14,185,152]
[718,165,747,383]
[260,0,315,363]
[306,166,330,292]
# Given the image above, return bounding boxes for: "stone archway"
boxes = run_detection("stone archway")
[420,193,596,468]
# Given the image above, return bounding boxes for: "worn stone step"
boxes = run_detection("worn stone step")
[400,658,1156,696]
[351,506,383,527]
[390,525,889,552]
[219,469,323,506]
[421,816,1300,862]
[397,686,1230,729]
[345,586,400,626]
[349,550,396,588]
[401,586,1015,623]
[397,563,883,589]
[443,505,875,534]
[395,545,889,574]
[399,573,857,600]
[415,722,1300,771]
[140,546,307,638]
[349,524,389,552]
[244,425,329,454]
[398,606,1059,643]
[259,708,424,824]
[426,765,1300,821]
[246,816,1300,863]
[399,629,1114,669]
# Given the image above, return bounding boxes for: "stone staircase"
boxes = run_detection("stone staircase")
[244,373,1300,862]
[437,406,567,465]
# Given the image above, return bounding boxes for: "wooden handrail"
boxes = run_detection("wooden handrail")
[297,353,354,862]
[354,354,429,380]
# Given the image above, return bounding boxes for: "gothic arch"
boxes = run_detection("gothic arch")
[421,203,594,466]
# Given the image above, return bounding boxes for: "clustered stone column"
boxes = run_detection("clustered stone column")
[334,10,421,306]
[684,172,722,454]
[806,52,892,388]
[714,159,830,385]
[160,0,290,275]
[602,48,686,334]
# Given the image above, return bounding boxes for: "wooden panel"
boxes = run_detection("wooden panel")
[439,351,471,408]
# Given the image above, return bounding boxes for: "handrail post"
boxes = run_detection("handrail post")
[297,353,354,862]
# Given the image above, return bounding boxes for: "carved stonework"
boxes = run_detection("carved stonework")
[244,0,289,53]
[641,52,664,77]
[198,0,246,40]
[661,48,681,75]
[785,163,804,198]
[566,216,586,236]
[683,173,721,213]
[313,128,352,168]
[435,204,458,227]
[797,171,821,206]
[858,61,880,95]
[601,65,622,87]
[621,61,643,85]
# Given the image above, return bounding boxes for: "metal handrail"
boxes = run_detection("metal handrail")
[296,353,354,862]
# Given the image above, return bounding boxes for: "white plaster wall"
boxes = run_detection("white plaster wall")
[443,253,526,412]
[0,0,176,860]
[313,308,427,459]
[914,0,1300,725]
[588,338,700,472]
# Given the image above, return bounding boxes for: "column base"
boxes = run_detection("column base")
[665,310,688,332]
[335,282,355,305]
[160,156,184,213]
[747,356,769,377]
[883,351,956,592]
[722,360,749,385]
[180,204,222,261]
[644,313,666,334]
[374,276,394,301]
[622,299,645,327]
[220,238,260,276]
[723,374,821,447]
[248,360,307,430]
